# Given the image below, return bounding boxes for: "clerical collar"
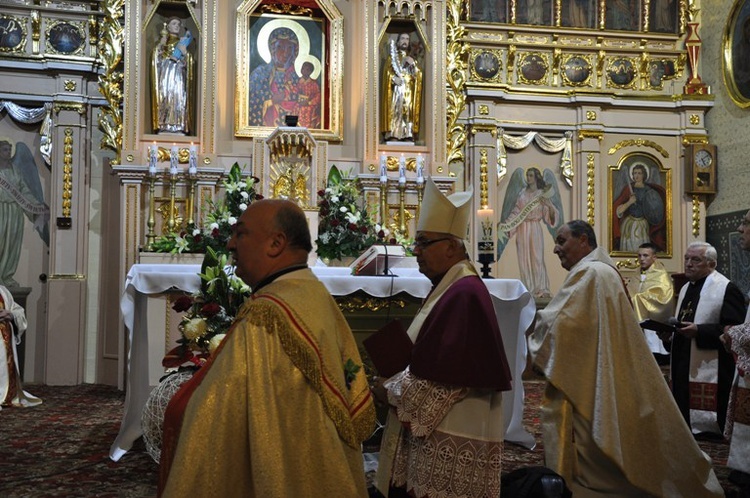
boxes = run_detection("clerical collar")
[252,264,308,294]
[688,275,708,289]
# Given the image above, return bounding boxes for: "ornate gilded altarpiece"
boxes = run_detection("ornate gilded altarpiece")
[451,0,712,287]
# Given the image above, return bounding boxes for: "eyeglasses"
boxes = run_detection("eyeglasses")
[411,237,452,251]
[740,219,750,227]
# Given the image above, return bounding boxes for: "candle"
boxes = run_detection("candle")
[148,143,157,175]
[379,153,388,184]
[416,154,424,185]
[398,154,406,185]
[478,208,494,243]
[188,143,198,176]
[170,145,179,176]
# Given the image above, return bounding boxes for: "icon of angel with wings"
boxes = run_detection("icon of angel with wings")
[0,137,50,287]
[497,167,564,299]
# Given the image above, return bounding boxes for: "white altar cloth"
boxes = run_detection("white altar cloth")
[110,264,536,461]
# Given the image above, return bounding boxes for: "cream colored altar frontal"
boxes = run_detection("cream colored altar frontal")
[109,264,536,461]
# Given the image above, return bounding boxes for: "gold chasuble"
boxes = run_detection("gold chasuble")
[529,248,723,498]
[159,269,375,497]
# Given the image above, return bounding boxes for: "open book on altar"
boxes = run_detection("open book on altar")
[362,319,412,377]
[350,244,406,276]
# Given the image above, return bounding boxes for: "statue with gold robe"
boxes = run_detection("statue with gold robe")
[380,32,423,142]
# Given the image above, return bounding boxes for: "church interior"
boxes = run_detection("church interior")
[1,0,750,492]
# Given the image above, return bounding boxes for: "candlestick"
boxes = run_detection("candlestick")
[398,154,406,185]
[170,145,179,176]
[188,143,198,177]
[477,208,495,278]
[416,154,424,185]
[478,208,494,242]
[148,143,158,176]
[380,153,388,184]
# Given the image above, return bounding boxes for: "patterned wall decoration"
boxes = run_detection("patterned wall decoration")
[707,209,750,296]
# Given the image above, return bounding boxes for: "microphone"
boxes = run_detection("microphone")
[382,241,389,276]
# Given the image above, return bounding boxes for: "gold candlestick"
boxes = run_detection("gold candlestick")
[186,176,197,226]
[145,174,157,251]
[167,173,177,233]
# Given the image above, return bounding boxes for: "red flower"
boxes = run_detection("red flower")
[317,189,326,196]
[348,223,358,231]
[173,295,193,312]
[360,226,369,234]
[378,230,385,239]
[193,234,202,243]
[255,194,264,200]
[389,238,397,245]
[212,228,220,237]
[331,219,340,227]
[201,302,222,317]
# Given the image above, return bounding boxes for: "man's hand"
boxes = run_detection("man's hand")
[675,321,698,339]
[369,376,388,405]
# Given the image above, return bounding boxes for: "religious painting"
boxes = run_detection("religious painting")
[470,0,507,23]
[236,1,344,141]
[605,0,640,31]
[46,21,85,55]
[516,0,552,26]
[649,0,678,33]
[0,124,51,288]
[0,15,26,53]
[606,57,637,88]
[561,54,593,86]
[723,0,750,107]
[561,0,596,29]
[517,53,549,84]
[609,153,672,257]
[497,167,564,299]
[648,59,677,89]
[470,49,502,83]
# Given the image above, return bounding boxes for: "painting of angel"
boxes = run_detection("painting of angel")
[611,156,667,254]
[0,137,49,287]
[497,167,563,299]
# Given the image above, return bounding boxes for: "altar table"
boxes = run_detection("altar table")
[110,264,536,461]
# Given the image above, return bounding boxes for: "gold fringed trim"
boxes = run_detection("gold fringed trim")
[243,297,375,448]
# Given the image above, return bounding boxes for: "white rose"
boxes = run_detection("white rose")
[192,228,201,236]
[239,203,248,211]
[208,334,227,354]
[325,187,332,194]
[331,196,340,203]
[228,216,237,225]
[183,318,208,341]
[339,206,348,213]
[209,222,219,230]
[240,191,249,199]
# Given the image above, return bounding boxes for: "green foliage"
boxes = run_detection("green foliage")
[151,162,262,254]
[314,179,377,261]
